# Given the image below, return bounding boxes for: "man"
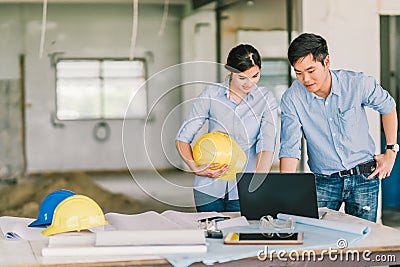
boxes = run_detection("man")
[279,33,398,222]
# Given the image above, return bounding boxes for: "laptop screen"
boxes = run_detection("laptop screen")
[236,173,319,220]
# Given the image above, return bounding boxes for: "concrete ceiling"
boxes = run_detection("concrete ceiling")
[0,0,188,4]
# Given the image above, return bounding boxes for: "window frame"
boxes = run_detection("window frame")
[259,57,293,106]
[54,57,148,121]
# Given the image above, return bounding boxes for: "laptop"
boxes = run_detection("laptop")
[236,173,321,220]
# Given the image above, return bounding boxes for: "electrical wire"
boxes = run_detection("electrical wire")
[158,0,169,36]
[39,0,48,58]
[129,0,139,60]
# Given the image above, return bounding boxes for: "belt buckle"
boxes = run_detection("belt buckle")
[338,168,353,177]
[369,161,376,172]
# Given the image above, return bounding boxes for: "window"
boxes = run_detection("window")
[258,59,294,105]
[56,58,147,120]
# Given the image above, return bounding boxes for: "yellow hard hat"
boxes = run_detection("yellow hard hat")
[192,132,247,181]
[42,195,108,236]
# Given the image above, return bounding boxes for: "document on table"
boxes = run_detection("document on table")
[0,216,48,241]
[104,210,244,230]
[277,213,370,235]
[42,210,228,257]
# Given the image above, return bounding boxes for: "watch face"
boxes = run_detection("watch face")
[394,144,399,152]
[388,144,399,152]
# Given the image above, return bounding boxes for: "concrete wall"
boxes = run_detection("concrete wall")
[0,80,24,179]
[0,3,184,173]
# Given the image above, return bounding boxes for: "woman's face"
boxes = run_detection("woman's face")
[230,65,260,96]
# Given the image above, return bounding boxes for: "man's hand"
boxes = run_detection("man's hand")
[369,151,397,179]
[193,164,229,178]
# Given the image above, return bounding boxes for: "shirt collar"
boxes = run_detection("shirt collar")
[306,70,340,104]
[223,77,230,99]
[330,70,341,97]
[223,76,255,101]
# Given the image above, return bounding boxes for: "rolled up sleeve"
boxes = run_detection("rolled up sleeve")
[256,91,278,153]
[362,75,396,114]
[176,89,211,144]
[279,94,302,159]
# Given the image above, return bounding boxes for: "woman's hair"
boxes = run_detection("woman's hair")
[288,33,329,66]
[225,44,262,73]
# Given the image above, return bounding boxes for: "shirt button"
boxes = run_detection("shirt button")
[325,101,329,105]
[333,133,336,136]
[329,118,333,121]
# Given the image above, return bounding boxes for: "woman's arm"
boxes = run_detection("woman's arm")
[255,151,274,172]
[176,140,228,178]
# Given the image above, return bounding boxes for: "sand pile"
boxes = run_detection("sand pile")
[0,172,164,218]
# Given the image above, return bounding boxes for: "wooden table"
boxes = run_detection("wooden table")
[1,209,400,267]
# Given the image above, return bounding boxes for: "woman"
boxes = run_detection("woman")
[176,44,278,212]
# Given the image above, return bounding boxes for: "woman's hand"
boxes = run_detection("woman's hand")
[193,164,229,178]
[176,140,230,178]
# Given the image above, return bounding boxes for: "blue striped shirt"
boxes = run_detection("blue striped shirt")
[279,69,396,175]
[176,78,278,199]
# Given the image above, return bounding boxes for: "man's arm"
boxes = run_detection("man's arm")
[279,92,303,174]
[280,157,299,173]
[382,108,398,146]
[369,109,398,179]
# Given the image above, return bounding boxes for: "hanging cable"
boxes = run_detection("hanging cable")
[129,0,139,60]
[158,0,169,36]
[39,0,48,58]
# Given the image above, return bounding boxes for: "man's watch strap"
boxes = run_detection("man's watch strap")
[386,144,399,153]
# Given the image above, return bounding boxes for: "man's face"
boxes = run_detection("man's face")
[230,65,260,96]
[293,53,331,97]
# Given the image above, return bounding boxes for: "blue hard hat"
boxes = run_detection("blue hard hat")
[29,189,75,227]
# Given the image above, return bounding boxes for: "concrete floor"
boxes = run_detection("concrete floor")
[90,169,400,229]
[90,169,197,212]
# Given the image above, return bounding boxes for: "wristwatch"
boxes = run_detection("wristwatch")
[386,144,399,153]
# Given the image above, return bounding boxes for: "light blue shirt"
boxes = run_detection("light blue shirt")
[279,69,396,175]
[176,78,278,199]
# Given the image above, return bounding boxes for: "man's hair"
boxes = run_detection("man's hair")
[288,33,329,66]
[225,44,262,73]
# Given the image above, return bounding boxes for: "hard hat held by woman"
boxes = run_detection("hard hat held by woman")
[192,132,246,181]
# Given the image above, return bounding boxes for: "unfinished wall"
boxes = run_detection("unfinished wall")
[0,80,24,180]
[0,3,185,173]
[19,4,181,172]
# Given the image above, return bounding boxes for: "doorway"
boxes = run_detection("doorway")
[380,15,400,208]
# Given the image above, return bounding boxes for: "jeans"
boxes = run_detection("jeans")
[315,173,379,222]
[193,189,240,212]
